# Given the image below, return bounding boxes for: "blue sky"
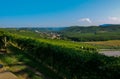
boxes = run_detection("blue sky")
[0,0,120,27]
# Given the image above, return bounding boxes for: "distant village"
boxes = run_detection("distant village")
[35,30,61,39]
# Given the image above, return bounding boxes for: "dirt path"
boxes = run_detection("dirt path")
[7,44,53,79]
[0,71,18,79]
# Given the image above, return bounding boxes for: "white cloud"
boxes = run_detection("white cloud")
[108,17,120,21]
[78,18,92,23]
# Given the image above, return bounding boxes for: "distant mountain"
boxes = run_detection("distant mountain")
[18,27,66,32]
[100,24,120,27]
[16,24,120,33]
[61,25,120,33]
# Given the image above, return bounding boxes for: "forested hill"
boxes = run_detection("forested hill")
[61,24,120,33]
[60,24,120,41]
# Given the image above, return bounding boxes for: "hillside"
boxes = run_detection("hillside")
[1,24,120,42]
[61,24,120,33]
[60,25,120,41]
[0,29,120,79]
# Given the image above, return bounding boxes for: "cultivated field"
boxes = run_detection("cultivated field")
[86,40,120,49]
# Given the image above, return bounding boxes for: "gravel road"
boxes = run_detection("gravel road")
[99,50,120,57]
